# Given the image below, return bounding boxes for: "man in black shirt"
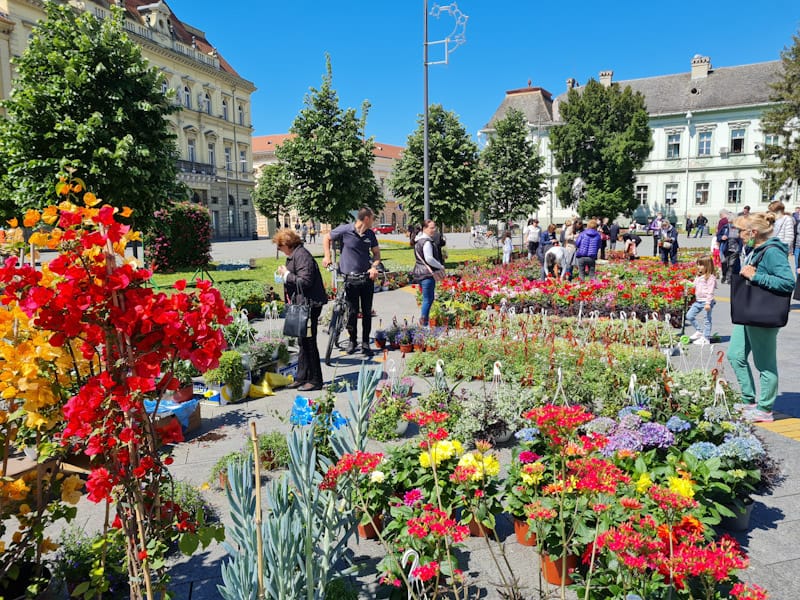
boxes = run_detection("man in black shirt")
[323,207,382,357]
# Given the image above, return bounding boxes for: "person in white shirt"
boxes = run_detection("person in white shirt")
[523,218,541,260]
[543,243,564,278]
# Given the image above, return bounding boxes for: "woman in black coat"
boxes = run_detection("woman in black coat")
[274,228,328,391]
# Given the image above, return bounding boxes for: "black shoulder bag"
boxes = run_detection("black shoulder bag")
[283,278,310,338]
[730,253,792,328]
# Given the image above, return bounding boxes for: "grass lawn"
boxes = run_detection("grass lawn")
[150,241,496,289]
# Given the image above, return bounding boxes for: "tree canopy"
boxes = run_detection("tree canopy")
[549,80,652,219]
[759,29,800,201]
[481,108,545,222]
[253,162,291,230]
[277,55,382,226]
[389,104,484,228]
[0,3,182,232]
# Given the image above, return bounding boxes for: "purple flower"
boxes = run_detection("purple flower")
[617,413,643,431]
[639,422,674,449]
[666,416,691,433]
[602,430,643,456]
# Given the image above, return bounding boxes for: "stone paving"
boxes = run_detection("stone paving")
[65,236,800,599]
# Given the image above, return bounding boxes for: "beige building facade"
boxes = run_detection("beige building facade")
[251,134,406,237]
[0,0,257,240]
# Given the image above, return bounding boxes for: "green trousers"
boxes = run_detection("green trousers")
[727,324,780,411]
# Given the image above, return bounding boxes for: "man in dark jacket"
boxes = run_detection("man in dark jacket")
[609,220,620,250]
[694,213,708,237]
[575,219,602,279]
[658,220,679,265]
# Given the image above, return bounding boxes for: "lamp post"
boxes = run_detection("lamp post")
[684,111,693,224]
[423,1,468,221]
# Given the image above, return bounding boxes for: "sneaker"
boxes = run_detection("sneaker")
[744,409,774,423]
[692,337,709,345]
[733,402,757,413]
[346,340,358,354]
[689,331,703,341]
[361,346,374,358]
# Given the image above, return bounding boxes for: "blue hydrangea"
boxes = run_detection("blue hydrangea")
[584,417,617,435]
[602,430,643,456]
[686,441,720,460]
[703,405,729,423]
[618,413,643,431]
[718,435,765,462]
[666,416,691,433]
[639,422,675,449]
[617,406,646,419]
[515,427,540,442]
[290,396,315,426]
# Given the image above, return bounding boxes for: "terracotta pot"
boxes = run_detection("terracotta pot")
[172,384,194,403]
[357,514,383,539]
[375,339,386,349]
[399,343,413,354]
[413,344,424,352]
[514,518,536,546]
[540,553,578,585]
[467,519,493,538]
[429,318,438,327]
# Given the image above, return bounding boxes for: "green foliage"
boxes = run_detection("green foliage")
[53,526,129,599]
[759,29,800,199]
[481,108,546,221]
[549,79,652,219]
[389,104,485,227]
[367,394,411,442]
[253,162,291,224]
[278,55,382,225]
[255,431,291,470]
[144,201,213,272]
[204,350,246,400]
[216,281,269,319]
[0,3,182,230]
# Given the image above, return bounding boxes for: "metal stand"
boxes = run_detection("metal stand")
[190,264,214,283]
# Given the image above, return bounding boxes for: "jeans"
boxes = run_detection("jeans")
[727,324,780,411]
[794,247,800,274]
[685,300,715,338]
[345,279,374,346]
[694,225,706,238]
[295,305,323,387]
[419,277,435,326]
[660,248,678,265]
[576,257,596,280]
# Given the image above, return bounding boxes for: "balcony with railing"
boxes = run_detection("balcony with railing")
[177,160,216,177]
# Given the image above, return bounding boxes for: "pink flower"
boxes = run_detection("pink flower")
[403,488,424,506]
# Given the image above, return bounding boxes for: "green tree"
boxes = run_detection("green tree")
[278,55,381,226]
[481,108,545,222]
[253,162,291,230]
[758,30,800,201]
[0,3,182,232]
[389,104,484,227]
[549,79,652,219]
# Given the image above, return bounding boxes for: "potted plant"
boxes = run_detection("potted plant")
[374,329,387,349]
[210,450,248,489]
[53,526,129,598]
[171,359,199,403]
[254,431,290,471]
[412,329,427,352]
[368,394,412,441]
[394,326,414,353]
[203,350,248,403]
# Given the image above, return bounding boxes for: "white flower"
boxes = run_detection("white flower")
[370,470,385,484]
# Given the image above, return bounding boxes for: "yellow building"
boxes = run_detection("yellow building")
[251,134,406,236]
[0,0,256,240]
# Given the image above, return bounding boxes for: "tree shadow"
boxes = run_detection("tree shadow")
[716,500,785,552]
[775,392,800,418]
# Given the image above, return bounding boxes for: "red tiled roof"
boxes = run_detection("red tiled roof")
[252,135,403,158]
[122,0,239,77]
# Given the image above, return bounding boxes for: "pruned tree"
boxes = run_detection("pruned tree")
[253,162,291,233]
[278,55,382,226]
[549,79,652,219]
[481,108,545,222]
[0,3,183,232]
[759,29,800,201]
[389,104,484,228]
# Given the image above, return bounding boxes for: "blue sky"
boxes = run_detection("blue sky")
[166,1,799,147]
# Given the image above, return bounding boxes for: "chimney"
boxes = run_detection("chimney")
[566,77,577,91]
[599,70,613,87]
[690,55,711,79]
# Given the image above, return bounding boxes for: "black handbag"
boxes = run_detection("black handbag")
[730,270,791,328]
[283,274,310,339]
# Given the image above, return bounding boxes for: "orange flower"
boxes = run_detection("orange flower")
[6,218,18,228]
[23,209,40,228]
[83,192,100,207]
[118,206,133,218]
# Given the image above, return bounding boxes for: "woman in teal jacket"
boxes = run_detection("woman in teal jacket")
[728,213,796,422]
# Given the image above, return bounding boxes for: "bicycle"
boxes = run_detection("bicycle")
[469,227,499,249]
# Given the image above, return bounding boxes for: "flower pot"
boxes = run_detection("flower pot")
[514,518,537,546]
[395,419,409,436]
[413,344,424,352]
[720,501,754,532]
[357,514,383,540]
[467,519,493,538]
[540,553,578,585]
[399,343,413,354]
[494,427,514,444]
[22,446,38,461]
[172,384,194,403]
[429,318,438,327]
[375,339,386,349]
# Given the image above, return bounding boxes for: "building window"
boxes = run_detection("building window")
[187,139,196,163]
[238,105,244,126]
[204,93,212,115]
[242,212,249,235]
[664,183,678,206]
[727,180,743,204]
[239,150,247,172]
[241,196,248,206]
[211,196,219,205]
[224,147,232,171]
[211,210,220,234]
[635,185,648,205]
[697,131,712,156]
[222,99,228,121]
[667,133,681,159]
[183,85,191,108]
[695,182,709,205]
[161,80,168,95]
[765,133,780,148]
[730,128,745,154]
[208,143,215,167]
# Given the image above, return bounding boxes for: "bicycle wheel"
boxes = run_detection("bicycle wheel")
[325,302,345,366]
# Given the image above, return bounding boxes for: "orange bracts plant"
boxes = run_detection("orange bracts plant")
[0,176,229,599]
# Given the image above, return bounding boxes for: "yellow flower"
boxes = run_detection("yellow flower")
[200,482,210,491]
[28,231,49,246]
[520,462,545,486]
[83,192,100,207]
[668,476,694,499]
[18,503,31,515]
[12,531,22,544]
[370,470,385,484]
[119,206,133,218]
[39,538,58,553]
[61,475,83,505]
[6,478,31,501]
[636,473,653,494]
[41,206,59,225]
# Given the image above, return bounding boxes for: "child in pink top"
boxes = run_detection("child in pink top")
[686,255,717,345]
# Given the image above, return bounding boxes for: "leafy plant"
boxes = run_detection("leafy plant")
[210,451,248,487]
[204,350,246,401]
[53,526,129,599]
[216,281,271,319]
[254,431,291,471]
[367,394,412,442]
